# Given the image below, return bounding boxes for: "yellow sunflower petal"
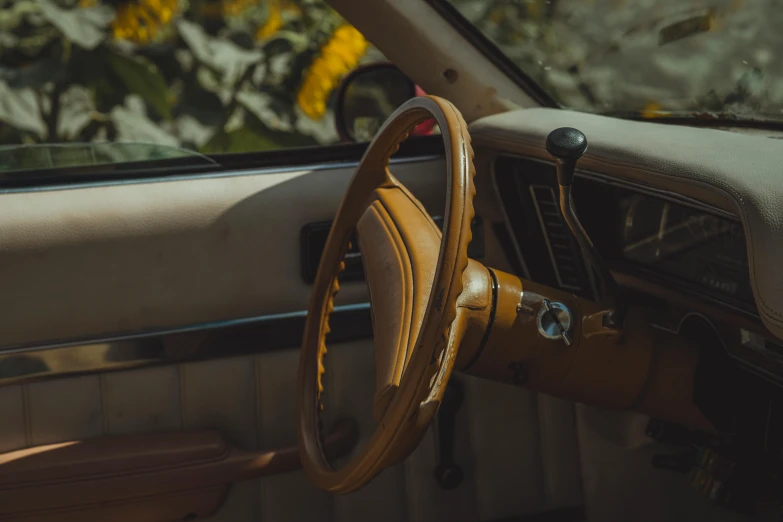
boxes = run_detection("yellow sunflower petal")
[256,1,283,40]
[641,102,662,118]
[111,0,180,43]
[296,23,368,120]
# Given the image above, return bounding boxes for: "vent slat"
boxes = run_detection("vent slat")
[530,185,583,291]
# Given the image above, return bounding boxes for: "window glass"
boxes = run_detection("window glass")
[445,0,783,121]
[0,0,383,162]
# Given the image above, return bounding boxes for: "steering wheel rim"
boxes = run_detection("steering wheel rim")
[297,95,476,494]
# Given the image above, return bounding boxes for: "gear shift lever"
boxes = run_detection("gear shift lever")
[546,127,624,328]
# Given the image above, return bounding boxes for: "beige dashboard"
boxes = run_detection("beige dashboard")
[468,108,783,342]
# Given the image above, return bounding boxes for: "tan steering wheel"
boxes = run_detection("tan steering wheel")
[297,96,477,494]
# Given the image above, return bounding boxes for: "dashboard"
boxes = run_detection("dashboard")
[491,154,783,392]
[493,155,756,314]
[489,151,783,469]
[468,108,783,505]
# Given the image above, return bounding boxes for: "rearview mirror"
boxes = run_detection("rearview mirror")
[335,63,417,142]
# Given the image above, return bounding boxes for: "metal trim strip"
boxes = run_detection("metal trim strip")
[0,303,372,387]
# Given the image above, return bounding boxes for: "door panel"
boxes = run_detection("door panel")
[0,158,444,348]
[0,156,585,521]
[103,365,182,435]
[0,343,584,521]
[0,385,24,452]
[27,376,104,446]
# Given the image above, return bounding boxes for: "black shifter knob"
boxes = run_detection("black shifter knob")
[546,127,588,159]
[545,126,624,328]
[546,127,587,186]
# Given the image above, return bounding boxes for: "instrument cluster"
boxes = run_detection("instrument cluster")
[615,191,753,307]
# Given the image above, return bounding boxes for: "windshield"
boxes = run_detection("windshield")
[444,0,783,121]
[0,0,381,174]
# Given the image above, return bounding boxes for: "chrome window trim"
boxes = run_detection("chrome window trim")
[0,303,371,387]
[1,302,368,355]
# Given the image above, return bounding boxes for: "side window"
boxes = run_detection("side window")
[0,0,384,156]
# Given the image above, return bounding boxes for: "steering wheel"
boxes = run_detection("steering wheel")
[297,96,477,494]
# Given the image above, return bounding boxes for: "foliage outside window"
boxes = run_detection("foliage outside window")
[447,0,783,121]
[0,0,382,157]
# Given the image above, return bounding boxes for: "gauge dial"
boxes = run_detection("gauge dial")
[621,195,750,302]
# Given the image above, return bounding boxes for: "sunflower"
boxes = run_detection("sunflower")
[220,0,256,17]
[83,0,180,44]
[296,24,368,121]
[255,0,302,40]
[255,0,282,40]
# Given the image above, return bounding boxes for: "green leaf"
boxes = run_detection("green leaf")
[263,31,309,52]
[35,0,113,50]
[244,108,320,148]
[201,102,319,154]
[0,81,46,138]
[57,85,95,140]
[109,95,179,147]
[177,19,263,82]
[0,1,42,32]
[200,127,280,154]
[2,52,67,89]
[236,90,292,132]
[99,48,172,119]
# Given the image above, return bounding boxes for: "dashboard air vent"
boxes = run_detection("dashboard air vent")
[529,185,582,291]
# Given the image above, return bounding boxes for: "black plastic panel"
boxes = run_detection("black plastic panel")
[493,156,593,300]
[300,223,364,284]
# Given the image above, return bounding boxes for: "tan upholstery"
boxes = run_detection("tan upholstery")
[0,155,584,521]
[0,346,584,521]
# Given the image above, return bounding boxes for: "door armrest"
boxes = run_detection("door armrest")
[0,418,358,522]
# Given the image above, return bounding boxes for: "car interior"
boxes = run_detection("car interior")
[1,0,782,521]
